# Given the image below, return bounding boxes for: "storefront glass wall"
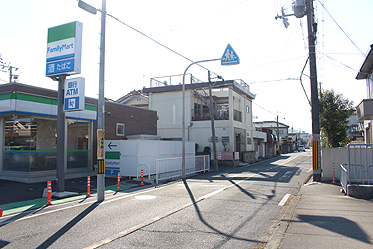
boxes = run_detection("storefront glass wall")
[3,116,90,172]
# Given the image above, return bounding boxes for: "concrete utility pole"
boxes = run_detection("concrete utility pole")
[276,114,279,152]
[78,0,106,201]
[208,71,218,171]
[306,0,321,181]
[97,0,107,201]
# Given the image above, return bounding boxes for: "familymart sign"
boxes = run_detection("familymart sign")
[46,21,82,77]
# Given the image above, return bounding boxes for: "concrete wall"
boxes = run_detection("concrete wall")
[321,147,348,181]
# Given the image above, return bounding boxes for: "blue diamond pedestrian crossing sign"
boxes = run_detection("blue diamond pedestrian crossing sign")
[221,44,240,65]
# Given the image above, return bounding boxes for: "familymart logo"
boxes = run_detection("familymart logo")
[47,40,75,62]
[46,21,82,77]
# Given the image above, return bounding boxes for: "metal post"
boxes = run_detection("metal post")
[9,66,12,83]
[57,74,66,192]
[208,71,218,171]
[276,115,279,153]
[306,0,321,181]
[97,0,106,201]
[182,58,220,179]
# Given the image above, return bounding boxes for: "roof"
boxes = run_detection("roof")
[116,90,148,104]
[356,44,373,80]
[143,79,256,99]
[254,121,289,128]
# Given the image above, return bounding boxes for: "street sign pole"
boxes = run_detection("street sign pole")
[56,74,66,192]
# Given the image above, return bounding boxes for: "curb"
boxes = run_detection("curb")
[0,184,131,217]
[265,172,312,249]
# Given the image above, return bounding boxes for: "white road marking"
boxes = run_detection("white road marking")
[279,171,294,180]
[278,194,291,206]
[135,195,156,200]
[85,178,250,249]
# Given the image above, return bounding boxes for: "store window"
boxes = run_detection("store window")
[3,116,90,172]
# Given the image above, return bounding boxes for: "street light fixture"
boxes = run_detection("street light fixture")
[181,58,220,179]
[78,0,106,201]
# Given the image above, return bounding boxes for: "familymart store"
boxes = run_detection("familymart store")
[0,83,96,183]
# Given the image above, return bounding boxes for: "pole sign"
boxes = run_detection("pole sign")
[97,129,105,160]
[221,44,240,65]
[46,21,82,77]
[64,77,85,111]
[105,140,121,175]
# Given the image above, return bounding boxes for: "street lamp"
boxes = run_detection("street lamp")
[78,0,106,201]
[181,58,220,179]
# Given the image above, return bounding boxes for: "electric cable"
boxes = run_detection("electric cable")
[105,12,220,78]
[317,0,364,55]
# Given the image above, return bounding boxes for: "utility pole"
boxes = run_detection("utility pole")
[306,0,321,181]
[276,115,279,153]
[97,0,107,201]
[9,66,12,83]
[208,71,218,171]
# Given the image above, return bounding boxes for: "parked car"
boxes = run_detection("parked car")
[298,145,305,152]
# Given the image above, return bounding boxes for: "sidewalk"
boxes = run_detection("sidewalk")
[268,181,373,249]
[0,176,147,217]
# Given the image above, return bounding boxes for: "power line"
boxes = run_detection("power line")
[317,0,364,55]
[320,52,359,73]
[105,12,220,78]
[248,77,299,84]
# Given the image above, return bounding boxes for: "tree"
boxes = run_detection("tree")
[319,89,354,147]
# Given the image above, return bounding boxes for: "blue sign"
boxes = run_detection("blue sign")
[105,167,120,175]
[64,77,85,112]
[46,58,75,76]
[221,44,240,65]
[65,97,79,111]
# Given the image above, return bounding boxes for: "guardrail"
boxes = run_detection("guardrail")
[155,155,210,184]
[347,144,373,185]
[340,164,348,194]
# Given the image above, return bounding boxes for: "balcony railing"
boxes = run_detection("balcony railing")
[191,108,229,121]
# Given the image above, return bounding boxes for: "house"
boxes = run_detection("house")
[142,74,256,161]
[0,82,157,183]
[347,110,364,142]
[116,90,149,109]
[254,121,289,141]
[356,44,373,143]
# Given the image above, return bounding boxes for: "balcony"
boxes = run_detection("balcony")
[192,108,229,121]
[356,99,373,120]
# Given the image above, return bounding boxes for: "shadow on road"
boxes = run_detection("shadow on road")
[35,202,99,249]
[182,179,266,247]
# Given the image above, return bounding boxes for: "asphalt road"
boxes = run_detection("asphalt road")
[0,151,312,249]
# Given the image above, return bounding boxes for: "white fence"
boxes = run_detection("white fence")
[156,155,210,184]
[346,144,373,185]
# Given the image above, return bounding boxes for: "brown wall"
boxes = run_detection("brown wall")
[92,100,157,164]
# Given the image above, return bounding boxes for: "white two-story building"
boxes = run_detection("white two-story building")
[142,74,256,160]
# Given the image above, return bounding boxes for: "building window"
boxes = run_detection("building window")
[116,123,125,136]
[246,105,249,113]
[3,116,90,172]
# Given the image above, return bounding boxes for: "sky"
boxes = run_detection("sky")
[1,0,372,134]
